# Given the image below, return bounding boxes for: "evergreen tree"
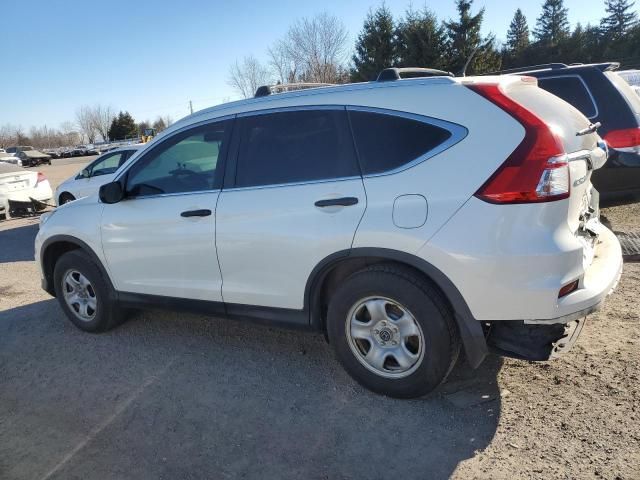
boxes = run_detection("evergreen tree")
[506,9,530,54]
[396,7,447,70]
[601,0,638,40]
[107,111,138,141]
[534,0,570,45]
[444,0,500,75]
[351,5,398,81]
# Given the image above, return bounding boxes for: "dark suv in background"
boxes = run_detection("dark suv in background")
[506,62,640,205]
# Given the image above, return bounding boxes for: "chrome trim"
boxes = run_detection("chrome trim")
[124,189,221,201]
[223,176,362,193]
[537,74,599,120]
[566,150,592,162]
[346,105,469,178]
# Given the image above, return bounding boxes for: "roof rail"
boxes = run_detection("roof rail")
[595,62,620,72]
[254,82,333,98]
[499,63,568,75]
[377,67,454,81]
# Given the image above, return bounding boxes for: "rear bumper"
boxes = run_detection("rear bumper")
[424,197,623,323]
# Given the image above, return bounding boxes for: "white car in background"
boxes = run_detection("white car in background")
[55,146,141,205]
[0,163,52,219]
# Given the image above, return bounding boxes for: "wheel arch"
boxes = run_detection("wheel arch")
[58,191,75,205]
[41,235,115,298]
[305,248,488,368]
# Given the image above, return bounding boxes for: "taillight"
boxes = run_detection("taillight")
[604,128,640,150]
[466,83,570,204]
[36,172,46,185]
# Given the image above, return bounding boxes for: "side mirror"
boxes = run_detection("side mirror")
[80,168,90,178]
[99,181,125,204]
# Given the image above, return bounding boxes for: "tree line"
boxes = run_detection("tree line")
[0,108,173,149]
[228,0,640,97]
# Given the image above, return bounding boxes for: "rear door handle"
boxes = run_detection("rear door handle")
[180,209,212,217]
[314,197,359,208]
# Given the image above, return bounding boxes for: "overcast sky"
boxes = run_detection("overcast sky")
[1,0,608,130]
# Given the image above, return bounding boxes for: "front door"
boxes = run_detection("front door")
[216,108,366,310]
[101,119,232,301]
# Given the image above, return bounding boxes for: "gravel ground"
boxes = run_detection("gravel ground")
[0,162,638,479]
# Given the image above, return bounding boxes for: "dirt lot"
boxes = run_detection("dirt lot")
[0,160,638,479]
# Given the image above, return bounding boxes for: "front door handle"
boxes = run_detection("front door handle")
[181,209,212,217]
[314,197,359,208]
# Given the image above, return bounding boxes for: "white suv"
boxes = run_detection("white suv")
[35,74,622,398]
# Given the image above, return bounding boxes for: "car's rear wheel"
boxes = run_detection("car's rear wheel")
[58,192,76,205]
[327,264,460,398]
[53,250,125,332]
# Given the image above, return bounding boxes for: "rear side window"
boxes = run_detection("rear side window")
[537,76,597,119]
[606,71,640,115]
[348,110,453,175]
[235,109,359,188]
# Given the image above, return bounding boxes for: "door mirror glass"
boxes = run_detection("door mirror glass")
[99,181,125,204]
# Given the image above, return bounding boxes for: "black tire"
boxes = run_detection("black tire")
[53,250,125,333]
[58,192,76,205]
[327,264,460,398]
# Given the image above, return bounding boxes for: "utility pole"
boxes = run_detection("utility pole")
[189,100,193,115]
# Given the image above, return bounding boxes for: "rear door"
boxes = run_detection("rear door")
[216,107,366,313]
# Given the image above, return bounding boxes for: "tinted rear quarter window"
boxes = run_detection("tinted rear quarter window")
[537,76,597,119]
[235,109,359,188]
[348,111,453,175]
[606,71,640,115]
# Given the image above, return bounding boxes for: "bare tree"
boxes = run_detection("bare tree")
[60,121,81,147]
[281,12,349,83]
[75,106,98,144]
[227,55,272,99]
[92,105,115,142]
[0,124,18,148]
[268,43,299,84]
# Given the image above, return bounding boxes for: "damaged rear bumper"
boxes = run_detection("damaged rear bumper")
[487,310,590,361]
[486,226,623,361]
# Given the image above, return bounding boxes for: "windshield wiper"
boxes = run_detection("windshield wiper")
[576,122,601,136]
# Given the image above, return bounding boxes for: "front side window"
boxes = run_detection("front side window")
[235,109,359,188]
[126,121,229,197]
[537,76,598,119]
[90,152,125,177]
[348,110,453,175]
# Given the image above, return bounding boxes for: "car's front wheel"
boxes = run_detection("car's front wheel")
[327,264,460,398]
[53,250,125,332]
